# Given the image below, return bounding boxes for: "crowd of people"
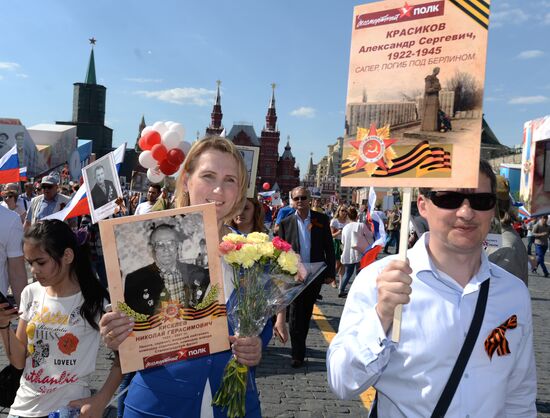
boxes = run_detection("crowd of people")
[0,144,541,416]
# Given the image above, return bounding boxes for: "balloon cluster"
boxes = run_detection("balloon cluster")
[138,121,192,183]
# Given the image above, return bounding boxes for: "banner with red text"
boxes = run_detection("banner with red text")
[342,0,490,188]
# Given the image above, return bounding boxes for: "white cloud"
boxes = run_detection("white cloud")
[0,62,20,71]
[290,107,316,118]
[125,77,163,83]
[0,75,3,80]
[490,8,529,28]
[16,73,28,78]
[508,95,549,105]
[135,87,215,105]
[544,12,550,24]
[516,50,544,59]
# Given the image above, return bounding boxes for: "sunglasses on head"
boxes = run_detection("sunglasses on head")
[292,195,308,201]
[426,191,496,211]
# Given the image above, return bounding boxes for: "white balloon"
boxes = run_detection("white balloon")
[178,141,192,155]
[138,150,157,169]
[169,123,185,140]
[165,121,175,128]
[162,131,181,150]
[147,167,165,183]
[141,126,154,136]
[152,121,168,136]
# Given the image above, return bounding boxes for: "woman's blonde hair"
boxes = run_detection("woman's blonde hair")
[174,136,248,222]
[333,204,348,220]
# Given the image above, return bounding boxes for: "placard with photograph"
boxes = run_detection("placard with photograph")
[99,203,228,373]
[342,0,490,188]
[236,145,260,198]
[82,152,123,224]
[130,170,150,193]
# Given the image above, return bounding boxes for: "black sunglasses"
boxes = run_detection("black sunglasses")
[426,191,496,211]
[292,195,308,201]
[41,184,54,190]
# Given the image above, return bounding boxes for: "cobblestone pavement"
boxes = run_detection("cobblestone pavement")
[1,257,549,417]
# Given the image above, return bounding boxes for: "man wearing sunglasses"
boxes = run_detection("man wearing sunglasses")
[328,160,536,416]
[24,175,70,231]
[279,186,335,368]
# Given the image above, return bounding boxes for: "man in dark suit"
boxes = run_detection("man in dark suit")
[124,224,210,317]
[90,164,117,209]
[279,186,335,368]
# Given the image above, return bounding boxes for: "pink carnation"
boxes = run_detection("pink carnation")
[273,237,292,252]
[219,241,236,255]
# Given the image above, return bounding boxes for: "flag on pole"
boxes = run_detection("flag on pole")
[19,166,28,182]
[43,143,127,221]
[0,146,20,184]
[360,208,387,270]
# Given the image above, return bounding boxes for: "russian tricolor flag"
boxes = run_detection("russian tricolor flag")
[44,143,127,221]
[19,166,28,182]
[359,187,387,270]
[0,145,20,184]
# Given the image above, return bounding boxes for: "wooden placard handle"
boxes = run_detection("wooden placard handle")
[391,187,412,343]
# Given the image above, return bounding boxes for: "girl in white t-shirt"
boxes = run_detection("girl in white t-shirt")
[0,220,122,418]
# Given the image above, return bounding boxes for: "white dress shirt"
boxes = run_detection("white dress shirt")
[327,233,536,417]
[295,210,311,263]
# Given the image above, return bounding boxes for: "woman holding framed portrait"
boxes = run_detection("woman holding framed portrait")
[100,136,272,417]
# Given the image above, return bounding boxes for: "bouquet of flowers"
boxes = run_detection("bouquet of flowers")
[212,232,326,417]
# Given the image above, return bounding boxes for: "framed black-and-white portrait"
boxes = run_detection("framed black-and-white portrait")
[82,152,122,223]
[236,145,260,198]
[99,203,228,373]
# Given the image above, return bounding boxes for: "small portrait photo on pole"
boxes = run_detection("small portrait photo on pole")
[82,152,122,223]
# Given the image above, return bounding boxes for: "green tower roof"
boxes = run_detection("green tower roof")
[85,48,96,85]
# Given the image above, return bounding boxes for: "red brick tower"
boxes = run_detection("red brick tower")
[206,80,224,136]
[258,83,280,190]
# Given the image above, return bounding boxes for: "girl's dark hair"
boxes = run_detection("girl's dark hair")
[24,220,108,330]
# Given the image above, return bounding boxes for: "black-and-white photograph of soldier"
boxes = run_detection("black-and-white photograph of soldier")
[123,222,210,316]
[90,163,117,209]
[82,152,123,223]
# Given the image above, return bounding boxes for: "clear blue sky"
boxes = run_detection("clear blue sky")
[1,1,548,173]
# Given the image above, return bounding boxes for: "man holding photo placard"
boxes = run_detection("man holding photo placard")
[327,161,536,417]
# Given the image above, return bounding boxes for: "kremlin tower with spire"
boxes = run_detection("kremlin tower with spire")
[206,82,300,197]
[57,38,113,157]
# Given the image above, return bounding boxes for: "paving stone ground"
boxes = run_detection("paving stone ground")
[1,250,549,417]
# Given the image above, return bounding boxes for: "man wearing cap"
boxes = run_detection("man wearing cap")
[327,160,536,416]
[24,175,70,230]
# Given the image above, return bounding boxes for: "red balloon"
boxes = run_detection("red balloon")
[143,131,162,149]
[166,148,185,166]
[262,182,270,191]
[159,159,179,175]
[138,135,150,151]
[151,144,168,161]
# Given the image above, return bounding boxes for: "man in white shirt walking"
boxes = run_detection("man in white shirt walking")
[134,184,161,215]
[327,160,536,417]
